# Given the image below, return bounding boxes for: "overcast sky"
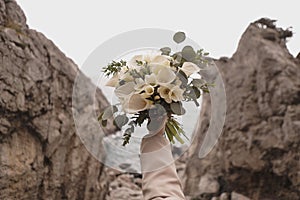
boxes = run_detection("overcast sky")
[17,0,299,66]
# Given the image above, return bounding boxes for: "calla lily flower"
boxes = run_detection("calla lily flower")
[181,62,200,76]
[156,67,176,85]
[105,74,119,87]
[123,93,152,113]
[114,82,135,99]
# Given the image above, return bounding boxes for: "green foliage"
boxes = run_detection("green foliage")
[182,45,196,61]
[114,114,129,128]
[102,60,127,77]
[165,117,188,144]
[122,125,134,146]
[98,105,118,127]
[170,102,185,115]
[160,47,171,55]
[173,31,186,44]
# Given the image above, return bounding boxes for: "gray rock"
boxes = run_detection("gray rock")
[198,174,220,195]
[184,19,300,199]
[0,0,115,199]
[231,192,250,200]
[220,193,229,200]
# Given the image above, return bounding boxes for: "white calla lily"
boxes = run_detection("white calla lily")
[145,74,157,86]
[134,78,146,93]
[143,85,154,96]
[150,55,171,66]
[156,67,176,85]
[123,93,152,113]
[157,85,172,103]
[114,82,135,99]
[169,85,184,102]
[105,74,119,87]
[181,62,200,76]
[127,55,144,71]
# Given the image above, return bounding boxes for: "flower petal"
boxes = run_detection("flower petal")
[145,74,157,86]
[105,74,119,87]
[156,67,176,85]
[114,82,135,99]
[181,62,200,76]
[123,94,151,113]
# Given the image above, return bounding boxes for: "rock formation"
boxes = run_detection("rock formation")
[0,0,114,199]
[184,19,300,199]
[1,1,299,199]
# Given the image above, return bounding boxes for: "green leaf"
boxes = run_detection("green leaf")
[192,86,201,98]
[173,32,186,44]
[169,118,189,141]
[160,47,171,55]
[173,52,183,63]
[114,114,129,128]
[102,105,118,120]
[182,46,196,61]
[170,102,186,115]
[166,121,184,144]
[192,79,205,88]
[177,70,188,86]
[165,125,175,144]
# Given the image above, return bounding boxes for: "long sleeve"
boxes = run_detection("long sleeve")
[140,128,186,200]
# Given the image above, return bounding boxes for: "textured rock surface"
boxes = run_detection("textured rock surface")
[0,0,114,199]
[1,2,299,199]
[184,19,300,199]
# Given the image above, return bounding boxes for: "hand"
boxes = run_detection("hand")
[146,115,168,137]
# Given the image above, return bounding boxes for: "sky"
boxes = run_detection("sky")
[17,0,299,67]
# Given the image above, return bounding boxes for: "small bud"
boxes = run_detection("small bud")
[154,95,160,100]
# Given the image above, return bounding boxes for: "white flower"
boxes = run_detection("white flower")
[134,78,146,93]
[122,93,152,113]
[149,54,171,66]
[156,67,176,85]
[150,63,168,75]
[181,62,200,76]
[158,85,172,103]
[128,54,172,73]
[169,85,184,102]
[157,84,184,103]
[119,67,134,82]
[143,85,154,96]
[127,55,144,71]
[114,82,135,99]
[145,74,157,86]
[105,73,119,87]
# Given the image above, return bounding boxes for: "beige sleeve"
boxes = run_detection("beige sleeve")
[140,131,186,200]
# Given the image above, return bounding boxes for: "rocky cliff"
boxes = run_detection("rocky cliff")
[1,1,299,200]
[0,0,114,199]
[184,19,300,199]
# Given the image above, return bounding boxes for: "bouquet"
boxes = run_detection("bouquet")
[98,32,213,146]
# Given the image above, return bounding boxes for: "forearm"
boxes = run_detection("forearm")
[140,132,185,200]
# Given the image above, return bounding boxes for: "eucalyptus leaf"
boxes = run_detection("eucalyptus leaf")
[192,86,201,98]
[174,52,183,63]
[177,70,188,86]
[160,47,171,55]
[173,32,186,44]
[102,105,118,120]
[192,79,205,88]
[182,46,196,61]
[170,102,186,115]
[114,114,129,128]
